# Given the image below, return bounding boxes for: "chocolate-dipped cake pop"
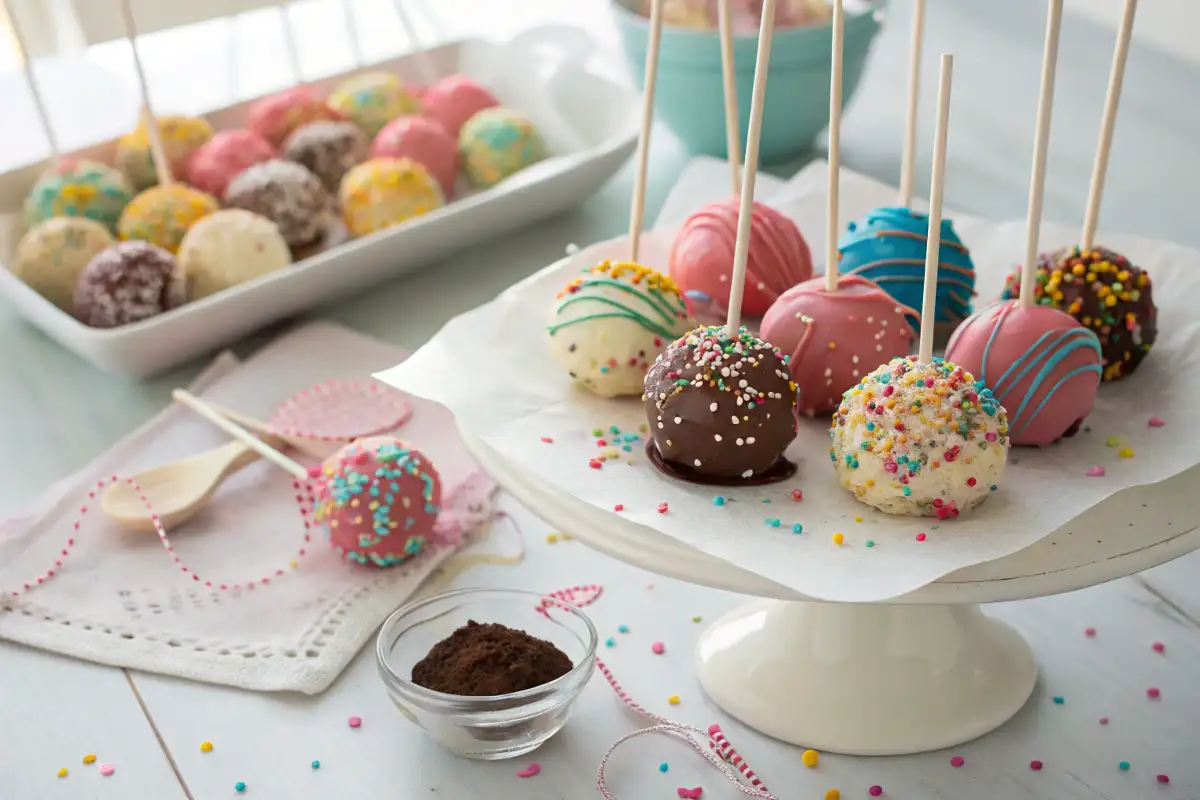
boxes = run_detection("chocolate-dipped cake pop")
[1001,246,1155,382]
[73,241,184,327]
[643,325,797,484]
[224,159,335,249]
[283,120,369,193]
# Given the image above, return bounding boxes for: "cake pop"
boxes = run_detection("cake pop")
[117,184,219,253]
[14,217,114,311]
[836,207,976,330]
[246,86,345,148]
[186,129,277,199]
[669,197,813,318]
[23,158,132,234]
[759,275,918,416]
[419,74,499,137]
[178,209,292,301]
[283,120,369,193]
[313,436,442,567]
[73,241,184,327]
[115,115,214,190]
[643,325,798,484]
[458,107,546,188]
[945,301,1101,446]
[829,356,1009,518]
[371,115,458,199]
[1001,246,1156,382]
[548,261,693,397]
[339,157,444,238]
[327,71,419,138]
[224,159,335,249]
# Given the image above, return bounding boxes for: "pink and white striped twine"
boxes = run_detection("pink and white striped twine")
[539,587,775,799]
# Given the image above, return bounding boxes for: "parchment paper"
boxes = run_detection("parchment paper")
[377,165,1200,602]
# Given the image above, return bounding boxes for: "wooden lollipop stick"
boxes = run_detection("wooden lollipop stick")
[716,0,741,194]
[3,1,59,156]
[172,390,310,480]
[391,0,440,87]
[119,0,172,188]
[1021,0,1063,308]
[725,0,778,336]
[278,2,305,82]
[1080,0,1137,250]
[917,53,953,365]
[825,0,845,293]
[628,0,665,263]
[898,0,926,208]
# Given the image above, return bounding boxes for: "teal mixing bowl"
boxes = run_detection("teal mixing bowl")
[612,0,886,162]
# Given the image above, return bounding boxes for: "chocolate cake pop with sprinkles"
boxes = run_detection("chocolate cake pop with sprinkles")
[224,159,335,249]
[73,240,184,328]
[643,325,798,484]
[548,261,693,397]
[1001,245,1156,382]
[829,356,1010,518]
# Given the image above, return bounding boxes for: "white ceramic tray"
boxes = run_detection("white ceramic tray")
[0,26,638,377]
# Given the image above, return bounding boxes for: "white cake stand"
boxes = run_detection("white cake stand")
[465,435,1200,756]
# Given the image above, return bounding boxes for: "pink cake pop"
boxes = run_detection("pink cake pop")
[760,275,918,417]
[419,74,499,137]
[186,129,277,199]
[371,116,458,199]
[246,86,345,148]
[313,436,442,567]
[668,197,812,318]
[945,301,1101,446]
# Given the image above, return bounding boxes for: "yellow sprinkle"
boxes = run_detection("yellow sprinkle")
[832,532,844,545]
[854,515,863,523]
[668,695,680,705]
[545,533,559,544]
[57,768,68,778]
[289,560,299,569]
[200,741,213,753]
[562,533,572,541]
[1118,447,1135,459]
[82,754,96,764]
[825,790,841,800]
[802,749,820,767]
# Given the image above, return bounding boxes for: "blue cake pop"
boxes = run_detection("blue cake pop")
[836,206,976,326]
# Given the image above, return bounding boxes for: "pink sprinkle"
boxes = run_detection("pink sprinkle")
[307,465,323,479]
[1147,687,1160,699]
[515,763,541,778]
[1152,641,1165,653]
[657,502,669,514]
[99,764,114,776]
[348,715,363,728]
[1099,716,1109,725]
[1030,760,1043,771]
[614,504,624,512]
[677,788,703,799]
[1085,627,1096,637]
[1148,416,1165,427]
[950,756,965,768]
[1157,774,1170,784]
[791,489,803,501]
[1085,465,1106,477]
[540,436,554,443]
[915,533,927,542]
[869,785,883,797]
[651,641,665,655]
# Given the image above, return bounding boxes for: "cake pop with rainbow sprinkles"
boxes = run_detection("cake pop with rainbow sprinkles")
[313,437,442,568]
[24,159,132,233]
[458,107,546,188]
[547,261,693,397]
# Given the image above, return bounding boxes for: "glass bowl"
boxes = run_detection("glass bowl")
[376,588,598,760]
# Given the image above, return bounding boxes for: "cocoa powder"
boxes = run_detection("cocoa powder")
[411,620,573,696]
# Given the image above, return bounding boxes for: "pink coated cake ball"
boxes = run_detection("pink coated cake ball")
[945,300,1102,447]
[186,129,277,200]
[760,275,919,417]
[313,437,442,568]
[246,86,345,148]
[371,115,459,199]
[419,74,499,137]
[668,197,812,318]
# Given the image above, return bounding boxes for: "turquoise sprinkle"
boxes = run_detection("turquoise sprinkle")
[311,760,320,770]
[605,637,615,647]
[235,782,247,793]
[622,445,632,452]
[618,624,629,633]
[1119,761,1130,771]
[659,763,669,773]
[792,523,803,534]
[610,425,620,435]
[866,540,875,548]
[761,499,771,504]
[765,518,780,527]
[903,486,912,496]
[599,366,609,373]
[1053,696,1064,705]
[713,496,726,506]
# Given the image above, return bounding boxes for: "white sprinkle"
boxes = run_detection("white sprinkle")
[736,438,744,446]
[709,402,718,412]
[866,316,874,323]
[852,355,859,364]
[719,274,728,282]
[721,367,731,377]
[824,367,832,377]
[714,434,722,442]
[731,416,739,425]
[881,319,888,326]
[742,469,753,478]
[673,416,682,424]
[747,437,756,444]
[657,422,664,428]
[694,459,702,467]
[756,281,766,290]
[876,344,883,352]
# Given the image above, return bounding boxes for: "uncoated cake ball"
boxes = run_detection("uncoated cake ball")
[224,159,335,249]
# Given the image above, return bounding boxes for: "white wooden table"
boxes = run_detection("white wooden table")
[2,1,1200,798]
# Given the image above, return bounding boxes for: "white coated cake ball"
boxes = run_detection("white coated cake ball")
[178,209,292,300]
[829,356,1010,519]
[547,261,693,397]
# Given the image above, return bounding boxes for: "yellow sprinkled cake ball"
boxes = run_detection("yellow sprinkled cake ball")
[338,157,443,238]
[117,184,220,253]
[459,107,546,188]
[327,72,418,138]
[116,115,214,191]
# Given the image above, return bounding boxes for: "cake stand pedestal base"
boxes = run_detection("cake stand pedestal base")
[695,600,1037,756]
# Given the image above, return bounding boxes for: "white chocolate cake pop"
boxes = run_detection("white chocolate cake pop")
[547,261,693,397]
[178,209,292,300]
[829,356,1009,518]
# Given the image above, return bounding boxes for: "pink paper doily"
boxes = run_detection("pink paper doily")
[267,380,412,441]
